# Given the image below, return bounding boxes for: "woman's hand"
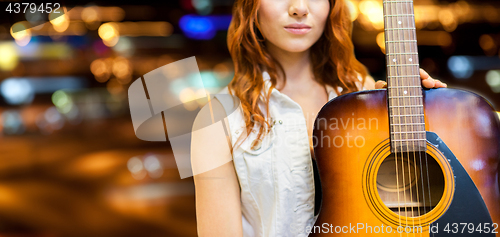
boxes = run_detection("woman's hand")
[374,68,447,89]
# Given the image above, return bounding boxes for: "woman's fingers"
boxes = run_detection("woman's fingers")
[420,68,447,88]
[375,80,387,89]
[375,69,448,89]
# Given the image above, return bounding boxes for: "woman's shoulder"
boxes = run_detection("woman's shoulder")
[355,72,376,90]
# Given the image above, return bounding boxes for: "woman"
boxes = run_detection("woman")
[191,0,446,236]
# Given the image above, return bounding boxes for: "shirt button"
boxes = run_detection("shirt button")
[279,120,283,124]
[251,139,262,151]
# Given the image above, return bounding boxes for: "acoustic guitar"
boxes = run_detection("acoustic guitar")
[310,0,500,236]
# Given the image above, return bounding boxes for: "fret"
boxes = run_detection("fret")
[385,49,418,54]
[387,75,420,78]
[385,28,416,31]
[383,1,413,3]
[390,105,423,109]
[384,14,415,17]
[391,131,426,134]
[391,123,425,126]
[387,64,420,67]
[388,95,422,98]
[392,139,426,142]
[386,53,418,56]
[390,114,424,117]
[386,40,417,43]
[388,86,421,88]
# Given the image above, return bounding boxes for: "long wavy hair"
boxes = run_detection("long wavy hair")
[227,0,368,147]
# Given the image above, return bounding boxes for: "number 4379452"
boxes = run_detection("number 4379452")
[6,3,61,14]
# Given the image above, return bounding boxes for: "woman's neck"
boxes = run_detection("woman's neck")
[265,41,314,89]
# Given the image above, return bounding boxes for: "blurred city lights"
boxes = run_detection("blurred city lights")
[127,157,147,180]
[112,57,132,83]
[76,6,125,22]
[213,61,232,79]
[115,22,173,37]
[359,0,384,30]
[52,90,74,114]
[179,87,198,111]
[438,9,457,32]
[1,110,25,135]
[81,6,99,22]
[143,155,163,179]
[107,78,124,95]
[0,42,19,71]
[25,11,44,27]
[112,37,134,57]
[199,71,220,89]
[10,22,32,46]
[355,1,500,32]
[179,15,215,40]
[486,70,500,93]
[345,0,359,22]
[479,34,497,56]
[376,32,385,53]
[91,57,132,84]
[169,79,189,96]
[448,56,474,79]
[0,78,34,105]
[179,15,231,40]
[98,23,119,47]
[44,106,65,130]
[49,8,70,33]
[416,31,453,47]
[192,0,213,15]
[90,58,112,82]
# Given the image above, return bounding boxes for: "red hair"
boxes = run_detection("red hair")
[227,0,368,146]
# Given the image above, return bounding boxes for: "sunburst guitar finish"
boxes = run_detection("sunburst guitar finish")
[310,0,500,236]
[311,89,500,236]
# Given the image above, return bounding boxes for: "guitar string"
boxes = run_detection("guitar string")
[387,1,404,235]
[391,2,408,236]
[405,1,424,234]
[408,1,425,234]
[384,1,402,234]
[392,1,410,235]
[397,0,416,232]
[402,1,422,234]
[412,0,433,221]
[410,0,429,225]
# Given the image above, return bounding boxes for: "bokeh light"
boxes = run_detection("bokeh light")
[10,22,32,46]
[98,23,120,47]
[0,42,19,71]
[486,70,500,93]
[1,78,34,105]
[49,8,70,33]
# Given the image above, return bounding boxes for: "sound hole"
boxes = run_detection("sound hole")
[376,152,445,217]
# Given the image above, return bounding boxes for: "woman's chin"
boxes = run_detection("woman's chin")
[278,42,315,53]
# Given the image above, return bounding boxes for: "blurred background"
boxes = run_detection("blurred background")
[0,0,498,236]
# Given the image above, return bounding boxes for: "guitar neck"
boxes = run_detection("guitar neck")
[383,0,426,152]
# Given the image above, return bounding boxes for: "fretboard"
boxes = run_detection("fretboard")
[383,0,426,152]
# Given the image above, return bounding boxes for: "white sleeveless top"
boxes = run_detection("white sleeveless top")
[214,72,343,237]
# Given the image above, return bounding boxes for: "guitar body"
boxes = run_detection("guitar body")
[311,88,500,236]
